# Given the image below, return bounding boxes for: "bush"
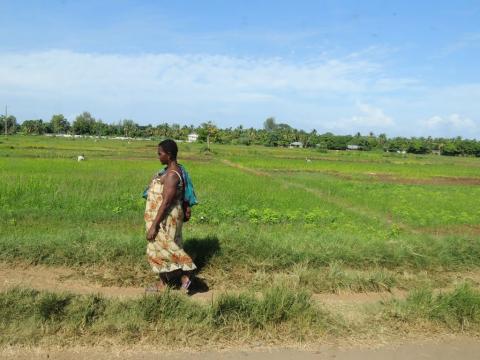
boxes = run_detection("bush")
[37,292,71,321]
[388,283,480,330]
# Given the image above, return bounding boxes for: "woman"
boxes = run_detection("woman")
[144,139,196,292]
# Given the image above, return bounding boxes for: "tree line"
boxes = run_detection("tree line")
[1,112,479,157]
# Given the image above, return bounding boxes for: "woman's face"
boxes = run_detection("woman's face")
[157,146,169,164]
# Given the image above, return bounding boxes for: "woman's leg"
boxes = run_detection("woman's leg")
[180,271,194,291]
[146,273,167,292]
[151,269,183,291]
[155,273,168,290]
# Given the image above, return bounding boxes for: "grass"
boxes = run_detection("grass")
[2,283,480,347]
[2,135,480,345]
[1,136,480,287]
[290,172,480,227]
[0,286,340,347]
[385,283,480,331]
[224,150,480,179]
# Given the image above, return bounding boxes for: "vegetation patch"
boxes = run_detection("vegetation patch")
[385,283,480,331]
[2,136,480,345]
[0,286,341,346]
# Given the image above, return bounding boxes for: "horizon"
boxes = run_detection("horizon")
[11,113,480,141]
[1,1,479,138]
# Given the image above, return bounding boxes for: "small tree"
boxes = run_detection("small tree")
[92,119,109,136]
[72,112,96,135]
[378,133,387,148]
[121,119,138,137]
[155,123,171,138]
[263,117,277,132]
[0,115,18,135]
[407,139,430,154]
[441,142,460,156]
[198,121,219,149]
[21,119,45,134]
[50,114,70,134]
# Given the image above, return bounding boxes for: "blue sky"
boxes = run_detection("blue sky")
[0,0,479,137]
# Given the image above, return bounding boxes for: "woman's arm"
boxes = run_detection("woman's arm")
[146,172,179,241]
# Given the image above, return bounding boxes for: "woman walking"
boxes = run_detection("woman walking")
[144,139,196,292]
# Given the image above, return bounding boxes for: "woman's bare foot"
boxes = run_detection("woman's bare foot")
[145,280,166,293]
[180,275,191,294]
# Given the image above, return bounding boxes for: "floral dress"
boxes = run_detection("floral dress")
[144,170,197,274]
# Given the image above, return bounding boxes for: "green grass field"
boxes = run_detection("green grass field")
[1,135,480,346]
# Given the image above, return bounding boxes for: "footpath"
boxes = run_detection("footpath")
[2,338,480,360]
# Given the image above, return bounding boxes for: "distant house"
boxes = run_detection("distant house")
[289,141,303,148]
[113,136,131,140]
[188,133,198,143]
[347,144,361,150]
[431,150,441,155]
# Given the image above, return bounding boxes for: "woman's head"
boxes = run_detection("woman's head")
[158,139,178,164]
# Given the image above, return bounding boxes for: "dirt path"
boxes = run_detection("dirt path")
[2,337,480,360]
[0,263,405,305]
[0,263,144,299]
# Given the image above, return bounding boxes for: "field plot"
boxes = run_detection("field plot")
[1,136,480,347]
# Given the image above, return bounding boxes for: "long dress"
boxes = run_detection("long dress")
[144,170,197,274]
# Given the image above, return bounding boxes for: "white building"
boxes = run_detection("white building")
[289,141,303,148]
[188,133,199,143]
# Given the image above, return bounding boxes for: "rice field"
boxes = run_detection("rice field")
[1,135,480,346]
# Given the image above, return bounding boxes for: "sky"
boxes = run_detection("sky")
[0,0,479,138]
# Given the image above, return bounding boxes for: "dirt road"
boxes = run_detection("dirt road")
[0,262,405,304]
[2,337,480,360]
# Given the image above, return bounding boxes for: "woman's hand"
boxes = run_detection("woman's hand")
[183,206,192,222]
[146,223,158,241]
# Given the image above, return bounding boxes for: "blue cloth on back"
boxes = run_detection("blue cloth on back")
[142,164,198,206]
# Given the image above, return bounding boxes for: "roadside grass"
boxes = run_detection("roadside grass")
[2,283,480,347]
[0,286,341,347]
[246,263,399,293]
[384,283,480,331]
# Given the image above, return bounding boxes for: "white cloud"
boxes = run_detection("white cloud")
[440,33,480,57]
[421,114,477,137]
[0,50,380,102]
[0,49,478,139]
[325,102,395,134]
[372,77,420,92]
[0,49,404,125]
[424,114,475,129]
[350,103,395,127]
